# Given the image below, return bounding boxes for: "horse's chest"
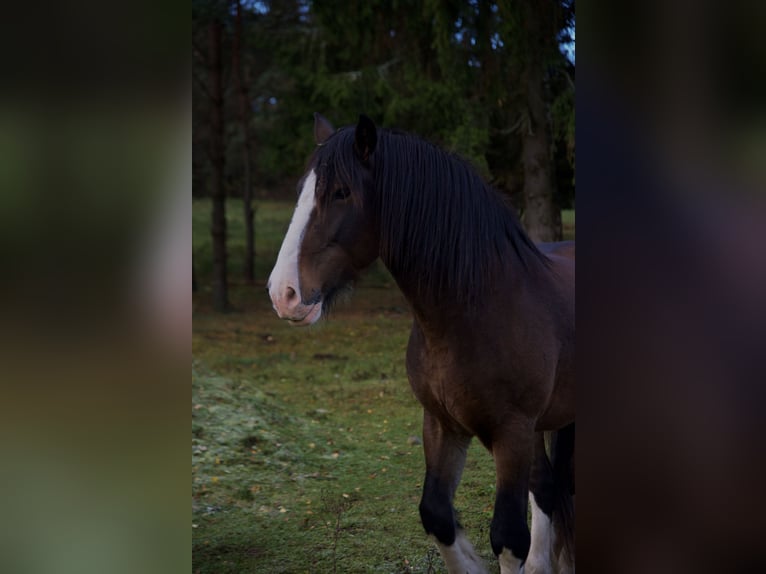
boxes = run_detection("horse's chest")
[405,322,554,433]
[408,357,465,421]
[406,338,496,428]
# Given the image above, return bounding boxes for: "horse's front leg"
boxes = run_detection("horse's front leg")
[490,418,535,574]
[419,411,487,574]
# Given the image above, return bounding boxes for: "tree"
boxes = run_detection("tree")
[191,0,575,305]
[422,0,574,236]
[518,0,561,242]
[208,14,229,311]
[232,0,256,283]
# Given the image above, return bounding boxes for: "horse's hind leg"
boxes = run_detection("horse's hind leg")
[550,423,575,574]
[524,428,576,574]
[489,419,535,574]
[525,432,555,574]
[419,411,486,574]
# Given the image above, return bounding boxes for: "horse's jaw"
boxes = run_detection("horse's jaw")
[284,303,322,326]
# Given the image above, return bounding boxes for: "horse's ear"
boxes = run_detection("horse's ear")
[354,114,377,162]
[314,112,335,145]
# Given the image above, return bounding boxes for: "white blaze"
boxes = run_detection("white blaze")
[268,169,317,310]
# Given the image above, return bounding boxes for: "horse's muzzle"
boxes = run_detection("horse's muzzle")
[268,280,322,326]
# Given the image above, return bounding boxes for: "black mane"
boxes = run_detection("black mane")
[316,127,550,302]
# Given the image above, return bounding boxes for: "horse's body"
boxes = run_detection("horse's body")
[407,237,575,574]
[268,114,575,573]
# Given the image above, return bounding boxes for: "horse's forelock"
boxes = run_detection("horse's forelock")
[314,129,368,211]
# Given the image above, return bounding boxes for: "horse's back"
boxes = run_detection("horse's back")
[539,240,575,260]
[540,240,575,295]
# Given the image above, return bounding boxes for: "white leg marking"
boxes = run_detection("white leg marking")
[552,503,576,574]
[268,170,318,316]
[433,531,488,574]
[498,547,524,574]
[524,492,553,574]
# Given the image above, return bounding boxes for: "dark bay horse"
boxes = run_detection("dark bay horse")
[267,114,575,574]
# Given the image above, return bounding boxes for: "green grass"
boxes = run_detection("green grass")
[562,209,575,241]
[192,199,574,573]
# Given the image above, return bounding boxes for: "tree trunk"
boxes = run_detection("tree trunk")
[209,17,229,311]
[521,0,561,243]
[233,0,256,283]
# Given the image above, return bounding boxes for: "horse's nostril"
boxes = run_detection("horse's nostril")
[285,286,297,301]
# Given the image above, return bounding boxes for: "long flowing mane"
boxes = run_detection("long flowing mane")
[317,127,550,302]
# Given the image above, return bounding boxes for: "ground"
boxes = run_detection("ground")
[192,199,574,573]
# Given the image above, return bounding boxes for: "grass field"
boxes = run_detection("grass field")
[192,199,574,573]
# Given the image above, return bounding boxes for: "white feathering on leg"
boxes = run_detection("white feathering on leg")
[433,531,488,574]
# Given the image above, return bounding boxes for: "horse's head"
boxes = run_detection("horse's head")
[267,113,379,325]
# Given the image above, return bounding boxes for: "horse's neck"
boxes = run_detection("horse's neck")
[384,261,511,333]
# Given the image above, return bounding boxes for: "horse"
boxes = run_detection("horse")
[267,113,575,574]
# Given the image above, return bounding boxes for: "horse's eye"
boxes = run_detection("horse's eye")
[332,187,351,201]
